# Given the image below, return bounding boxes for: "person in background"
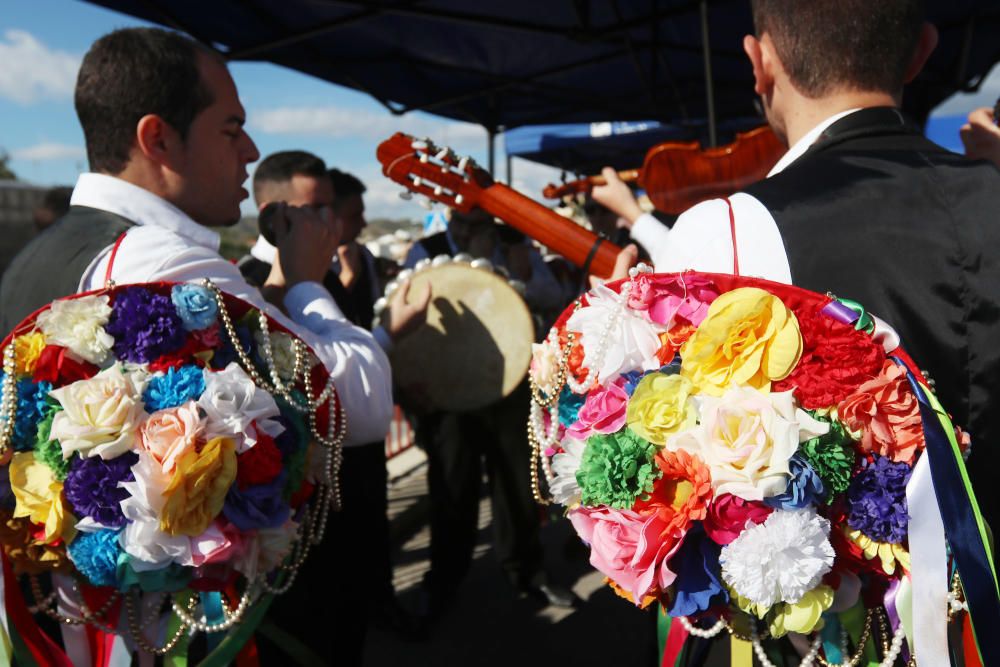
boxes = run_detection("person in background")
[32,186,73,231]
[960,104,1000,168]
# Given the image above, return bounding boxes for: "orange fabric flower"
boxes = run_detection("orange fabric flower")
[837,360,924,464]
[656,323,696,366]
[559,328,589,385]
[637,448,713,537]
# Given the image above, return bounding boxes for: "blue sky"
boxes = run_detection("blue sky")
[2,0,998,219]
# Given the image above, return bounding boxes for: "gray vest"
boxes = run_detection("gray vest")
[0,206,133,333]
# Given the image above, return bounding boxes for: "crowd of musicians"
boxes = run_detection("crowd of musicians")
[3,1,1000,666]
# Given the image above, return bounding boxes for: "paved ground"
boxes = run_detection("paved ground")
[365,449,657,667]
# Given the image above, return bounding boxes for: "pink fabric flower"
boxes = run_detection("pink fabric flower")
[838,361,924,464]
[188,520,243,567]
[137,401,203,474]
[569,506,684,606]
[566,379,630,440]
[703,493,773,545]
[627,273,719,327]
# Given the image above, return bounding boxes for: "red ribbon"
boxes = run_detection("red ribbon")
[1,551,73,667]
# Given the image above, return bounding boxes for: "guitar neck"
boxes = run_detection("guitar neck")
[476,181,622,278]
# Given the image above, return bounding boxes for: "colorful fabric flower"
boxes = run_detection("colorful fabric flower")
[798,416,856,501]
[636,448,713,536]
[9,451,75,545]
[63,451,137,529]
[13,332,47,376]
[768,585,834,638]
[680,288,802,396]
[233,518,298,581]
[253,330,299,381]
[838,360,924,464]
[4,377,55,451]
[143,365,206,412]
[49,364,148,460]
[550,435,586,506]
[235,430,283,490]
[566,283,667,385]
[627,272,719,327]
[223,470,290,531]
[530,338,561,394]
[171,284,218,331]
[32,345,99,387]
[188,521,243,568]
[846,455,910,544]
[0,510,71,574]
[119,451,194,569]
[773,306,885,409]
[160,436,237,537]
[67,529,121,587]
[557,386,585,428]
[106,287,187,364]
[137,401,202,474]
[209,322,253,371]
[566,379,630,441]
[665,525,729,617]
[35,294,114,365]
[763,454,826,511]
[703,494,772,546]
[199,363,283,453]
[625,372,697,446]
[842,526,910,576]
[720,508,835,607]
[576,428,660,509]
[33,408,69,480]
[569,505,684,606]
[670,387,828,501]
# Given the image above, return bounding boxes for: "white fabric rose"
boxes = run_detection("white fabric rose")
[49,364,149,460]
[253,330,298,381]
[199,362,283,453]
[550,435,586,507]
[566,283,666,385]
[668,387,828,501]
[118,451,192,570]
[234,518,299,581]
[36,294,115,365]
[529,339,561,394]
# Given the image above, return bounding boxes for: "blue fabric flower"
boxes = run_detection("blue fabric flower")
[557,386,585,427]
[666,525,729,617]
[64,452,138,528]
[143,365,206,412]
[847,455,911,543]
[3,377,56,452]
[223,470,290,531]
[68,529,121,587]
[764,454,826,511]
[106,287,187,364]
[171,284,219,331]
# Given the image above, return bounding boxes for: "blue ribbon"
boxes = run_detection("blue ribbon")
[199,592,226,652]
[896,359,1000,665]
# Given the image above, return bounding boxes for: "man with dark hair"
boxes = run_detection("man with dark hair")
[594,0,1000,604]
[0,27,394,662]
[32,186,73,231]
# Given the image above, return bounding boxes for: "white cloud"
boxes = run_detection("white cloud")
[0,30,80,104]
[11,142,85,161]
[251,105,484,146]
[932,65,1000,117]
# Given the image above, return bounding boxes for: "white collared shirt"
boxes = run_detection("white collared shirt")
[74,173,393,447]
[630,109,861,282]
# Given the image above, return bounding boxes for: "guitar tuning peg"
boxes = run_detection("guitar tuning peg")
[419,153,429,164]
[411,139,428,150]
[419,197,434,210]
[413,176,423,187]
[455,194,464,205]
[398,190,413,201]
[434,148,449,161]
[457,156,470,171]
[433,185,443,196]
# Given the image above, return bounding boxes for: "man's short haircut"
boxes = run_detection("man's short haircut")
[750,0,925,98]
[252,150,328,206]
[327,168,367,207]
[75,28,219,175]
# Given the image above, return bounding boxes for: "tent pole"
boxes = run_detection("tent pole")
[700,0,717,147]
[506,149,513,185]
[488,127,497,176]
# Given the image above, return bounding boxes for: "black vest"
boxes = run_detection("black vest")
[0,206,134,333]
[743,107,1000,529]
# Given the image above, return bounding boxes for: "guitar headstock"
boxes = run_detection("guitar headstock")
[376,133,494,213]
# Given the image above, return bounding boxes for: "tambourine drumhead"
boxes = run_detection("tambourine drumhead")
[388,263,533,412]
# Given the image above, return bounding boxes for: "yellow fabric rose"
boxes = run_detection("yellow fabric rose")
[768,585,834,638]
[626,373,697,445]
[160,436,237,537]
[13,332,47,377]
[680,288,802,395]
[9,452,76,545]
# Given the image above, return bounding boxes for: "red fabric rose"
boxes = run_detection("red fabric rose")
[235,430,283,490]
[702,493,772,545]
[33,345,99,386]
[773,306,885,409]
[148,333,212,372]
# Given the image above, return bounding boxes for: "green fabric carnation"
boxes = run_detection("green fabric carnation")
[800,414,856,502]
[576,429,660,509]
[34,406,69,481]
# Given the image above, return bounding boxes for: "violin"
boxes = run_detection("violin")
[377,133,622,278]
[542,125,786,215]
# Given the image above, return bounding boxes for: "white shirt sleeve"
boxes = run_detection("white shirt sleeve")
[629,194,792,284]
[84,227,394,447]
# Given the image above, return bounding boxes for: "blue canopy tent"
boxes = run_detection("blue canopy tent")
[83,0,1000,174]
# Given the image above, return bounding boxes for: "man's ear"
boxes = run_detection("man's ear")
[904,22,939,83]
[135,114,181,166]
[743,34,774,98]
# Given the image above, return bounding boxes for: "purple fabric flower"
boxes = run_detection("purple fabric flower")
[64,452,138,528]
[764,454,826,511]
[222,470,290,531]
[106,287,186,364]
[665,525,729,617]
[846,455,911,543]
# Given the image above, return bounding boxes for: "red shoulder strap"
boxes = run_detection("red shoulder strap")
[103,231,129,287]
[724,197,740,276]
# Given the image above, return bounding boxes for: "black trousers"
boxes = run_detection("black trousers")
[257,441,391,666]
[418,382,543,598]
